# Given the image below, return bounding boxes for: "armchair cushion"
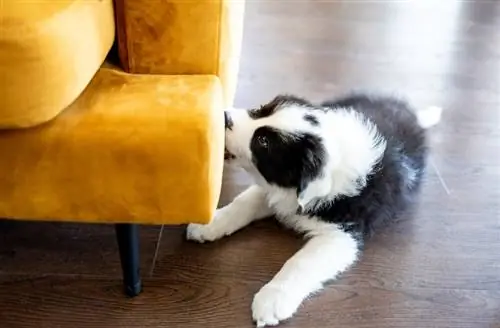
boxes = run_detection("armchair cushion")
[0,67,225,225]
[0,0,115,129]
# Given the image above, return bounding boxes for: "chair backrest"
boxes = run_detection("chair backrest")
[113,0,245,107]
[0,0,116,129]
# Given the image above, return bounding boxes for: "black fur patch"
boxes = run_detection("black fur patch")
[248,94,312,119]
[250,126,325,190]
[310,93,428,236]
[303,114,319,126]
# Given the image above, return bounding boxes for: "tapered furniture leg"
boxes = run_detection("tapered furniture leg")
[115,223,142,297]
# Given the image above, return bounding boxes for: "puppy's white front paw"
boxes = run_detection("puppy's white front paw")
[252,284,303,327]
[186,209,231,243]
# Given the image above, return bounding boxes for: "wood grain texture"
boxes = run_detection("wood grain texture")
[1,1,500,327]
[1,275,499,328]
[0,221,161,276]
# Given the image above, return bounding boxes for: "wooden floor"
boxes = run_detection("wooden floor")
[1,1,499,327]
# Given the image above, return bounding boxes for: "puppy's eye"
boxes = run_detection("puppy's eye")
[257,135,268,147]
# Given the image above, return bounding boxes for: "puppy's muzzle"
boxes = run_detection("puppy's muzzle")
[224,111,233,130]
[224,111,235,159]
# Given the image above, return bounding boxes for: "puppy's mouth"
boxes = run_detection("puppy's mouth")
[224,148,236,160]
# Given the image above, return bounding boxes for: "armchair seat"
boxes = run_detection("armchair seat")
[0,67,225,225]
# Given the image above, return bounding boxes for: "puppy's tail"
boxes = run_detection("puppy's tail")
[416,106,442,129]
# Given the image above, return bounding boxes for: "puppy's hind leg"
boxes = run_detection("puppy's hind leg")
[251,216,359,327]
[186,185,274,243]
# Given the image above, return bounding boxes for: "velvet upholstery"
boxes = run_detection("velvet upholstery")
[0,0,115,128]
[114,0,245,107]
[0,0,243,225]
[0,67,225,225]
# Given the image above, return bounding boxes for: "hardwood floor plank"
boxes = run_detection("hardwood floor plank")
[1,275,499,328]
[0,221,160,277]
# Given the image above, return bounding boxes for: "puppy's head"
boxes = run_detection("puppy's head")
[224,95,339,211]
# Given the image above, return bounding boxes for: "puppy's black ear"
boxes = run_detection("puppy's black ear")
[249,94,313,120]
[269,94,312,107]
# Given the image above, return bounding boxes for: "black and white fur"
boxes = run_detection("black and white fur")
[186,93,442,327]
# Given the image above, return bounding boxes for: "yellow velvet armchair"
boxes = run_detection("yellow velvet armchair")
[0,0,245,296]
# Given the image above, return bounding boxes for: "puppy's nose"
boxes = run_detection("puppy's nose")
[224,111,233,130]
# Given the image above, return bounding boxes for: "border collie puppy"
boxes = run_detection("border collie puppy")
[186,93,442,327]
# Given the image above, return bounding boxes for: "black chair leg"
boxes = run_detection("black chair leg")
[115,223,142,297]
